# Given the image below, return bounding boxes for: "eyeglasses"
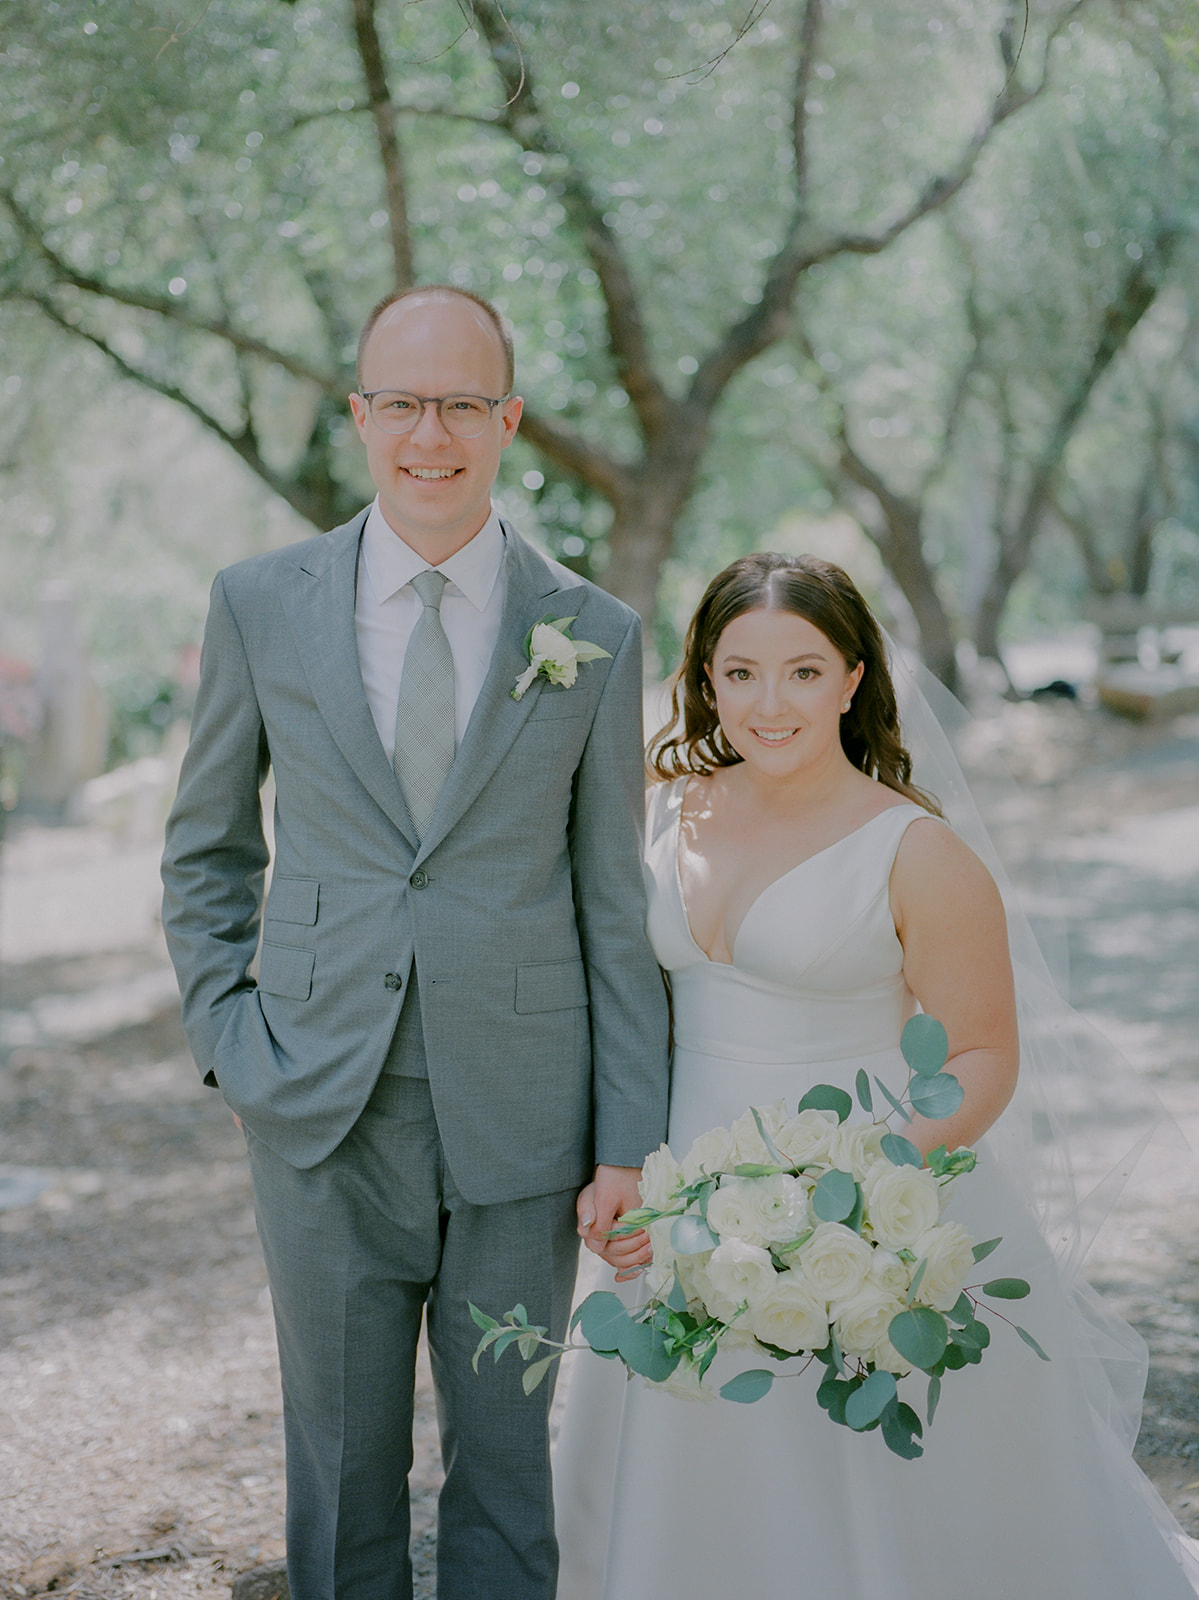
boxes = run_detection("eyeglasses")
[357,390,511,439]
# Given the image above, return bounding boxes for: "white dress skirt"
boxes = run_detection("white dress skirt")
[553,780,1199,1600]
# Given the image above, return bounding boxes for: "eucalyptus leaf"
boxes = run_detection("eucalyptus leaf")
[816,1374,853,1424]
[981,1277,1031,1300]
[909,1072,965,1119]
[811,1169,859,1224]
[873,1076,912,1124]
[927,1373,942,1425]
[577,1291,633,1353]
[947,1292,975,1326]
[887,1306,950,1372]
[900,1014,949,1077]
[751,1106,790,1168]
[905,1258,928,1305]
[666,1274,689,1313]
[468,1303,499,1333]
[521,1353,558,1395]
[971,1237,1003,1263]
[734,1162,785,1179]
[880,1397,925,1459]
[855,1069,873,1114]
[1017,1326,1051,1362]
[880,1132,923,1169]
[720,1368,775,1404]
[672,1213,720,1255]
[844,1368,897,1430]
[796,1084,853,1123]
[617,1318,680,1383]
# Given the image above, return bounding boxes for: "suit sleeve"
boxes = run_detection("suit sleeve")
[161,571,271,1085]
[568,612,670,1168]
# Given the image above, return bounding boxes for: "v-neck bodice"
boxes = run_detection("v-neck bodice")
[644,776,929,1095]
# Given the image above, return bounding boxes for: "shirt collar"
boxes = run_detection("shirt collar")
[360,498,505,612]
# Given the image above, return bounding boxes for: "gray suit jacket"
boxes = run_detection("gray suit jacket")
[161,511,669,1204]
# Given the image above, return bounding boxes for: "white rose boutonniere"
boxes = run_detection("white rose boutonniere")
[511,616,611,701]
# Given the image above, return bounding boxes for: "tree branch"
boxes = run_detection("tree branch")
[516,407,629,502]
[467,0,672,440]
[349,0,415,287]
[1,188,336,391]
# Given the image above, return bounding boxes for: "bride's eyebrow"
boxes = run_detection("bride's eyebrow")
[720,652,828,665]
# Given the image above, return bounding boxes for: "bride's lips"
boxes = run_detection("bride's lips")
[751,728,799,744]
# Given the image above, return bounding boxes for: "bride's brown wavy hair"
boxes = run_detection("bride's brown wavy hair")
[648,551,943,815]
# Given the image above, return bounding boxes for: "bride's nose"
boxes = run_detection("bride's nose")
[755,675,787,714]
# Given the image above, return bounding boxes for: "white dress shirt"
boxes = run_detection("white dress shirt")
[354,499,508,763]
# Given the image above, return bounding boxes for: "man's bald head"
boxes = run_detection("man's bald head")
[356,285,515,393]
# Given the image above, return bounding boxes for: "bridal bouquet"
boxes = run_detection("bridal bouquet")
[471,1016,1046,1460]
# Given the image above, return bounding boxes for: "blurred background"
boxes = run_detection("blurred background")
[1,2,1198,1596]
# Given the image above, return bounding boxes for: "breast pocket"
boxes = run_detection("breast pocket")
[526,688,590,721]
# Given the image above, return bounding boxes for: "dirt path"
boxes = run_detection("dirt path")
[0,699,1197,1598]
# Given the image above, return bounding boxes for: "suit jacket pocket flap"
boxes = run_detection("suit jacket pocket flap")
[265,875,319,925]
[514,959,589,1013]
[259,942,316,1000]
[526,688,589,720]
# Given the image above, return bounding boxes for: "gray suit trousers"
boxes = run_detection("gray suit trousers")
[245,1007,581,1600]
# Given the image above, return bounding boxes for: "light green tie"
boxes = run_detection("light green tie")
[393,569,455,838]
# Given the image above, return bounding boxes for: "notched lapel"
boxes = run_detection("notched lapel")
[415,530,587,860]
[277,515,418,846]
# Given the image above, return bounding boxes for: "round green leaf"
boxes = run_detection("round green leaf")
[880,1132,923,1169]
[901,1015,949,1077]
[981,1277,1031,1300]
[887,1306,950,1372]
[811,1168,859,1223]
[844,1368,898,1430]
[909,1073,964,1119]
[796,1084,853,1123]
[617,1318,681,1382]
[720,1368,775,1404]
[880,1396,925,1459]
[672,1213,720,1255]
[577,1291,632,1353]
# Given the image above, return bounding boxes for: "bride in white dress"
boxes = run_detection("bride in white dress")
[557,553,1199,1599]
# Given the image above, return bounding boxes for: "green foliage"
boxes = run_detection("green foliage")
[796,1084,853,1123]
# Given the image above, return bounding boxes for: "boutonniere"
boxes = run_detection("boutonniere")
[511,616,612,701]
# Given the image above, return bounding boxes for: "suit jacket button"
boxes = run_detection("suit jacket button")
[410,869,429,890]
[384,972,403,991]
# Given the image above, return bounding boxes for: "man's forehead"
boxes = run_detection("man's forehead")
[372,292,497,348]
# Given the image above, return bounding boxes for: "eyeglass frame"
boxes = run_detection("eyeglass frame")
[356,389,513,438]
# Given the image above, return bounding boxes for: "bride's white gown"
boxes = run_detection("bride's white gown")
[554,779,1199,1599]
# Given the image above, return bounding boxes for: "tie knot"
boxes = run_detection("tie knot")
[412,569,448,610]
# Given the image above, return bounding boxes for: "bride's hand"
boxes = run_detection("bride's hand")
[577,1167,655,1280]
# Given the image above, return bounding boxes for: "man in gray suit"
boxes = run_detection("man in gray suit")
[161,286,669,1600]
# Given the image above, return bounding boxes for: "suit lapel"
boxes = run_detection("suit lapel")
[414,526,585,861]
[277,512,419,846]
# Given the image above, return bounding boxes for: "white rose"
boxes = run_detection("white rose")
[748,1269,830,1354]
[639,1145,683,1212]
[775,1108,838,1168]
[797,1222,873,1304]
[912,1222,977,1311]
[706,1175,808,1248]
[728,1107,777,1166]
[831,1283,907,1359]
[871,1329,915,1377]
[828,1121,887,1182]
[530,622,580,686]
[680,1124,734,1185]
[867,1248,911,1297]
[863,1164,942,1250]
[693,1238,776,1322]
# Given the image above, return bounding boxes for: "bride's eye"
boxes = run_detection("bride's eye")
[725,667,753,681]
[793,667,818,680]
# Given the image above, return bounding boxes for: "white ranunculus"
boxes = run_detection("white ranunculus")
[831,1283,908,1359]
[680,1123,735,1185]
[912,1221,977,1311]
[864,1164,943,1251]
[694,1238,777,1322]
[797,1222,874,1304]
[748,1269,830,1354]
[775,1108,838,1168]
[728,1106,776,1166]
[639,1144,683,1212]
[867,1247,912,1297]
[829,1121,887,1182]
[706,1174,809,1248]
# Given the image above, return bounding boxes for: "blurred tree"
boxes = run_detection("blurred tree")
[0,0,1080,664]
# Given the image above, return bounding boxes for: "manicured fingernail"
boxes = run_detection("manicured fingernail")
[580,1213,594,1228]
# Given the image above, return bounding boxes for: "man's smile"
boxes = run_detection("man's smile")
[401,465,462,480]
